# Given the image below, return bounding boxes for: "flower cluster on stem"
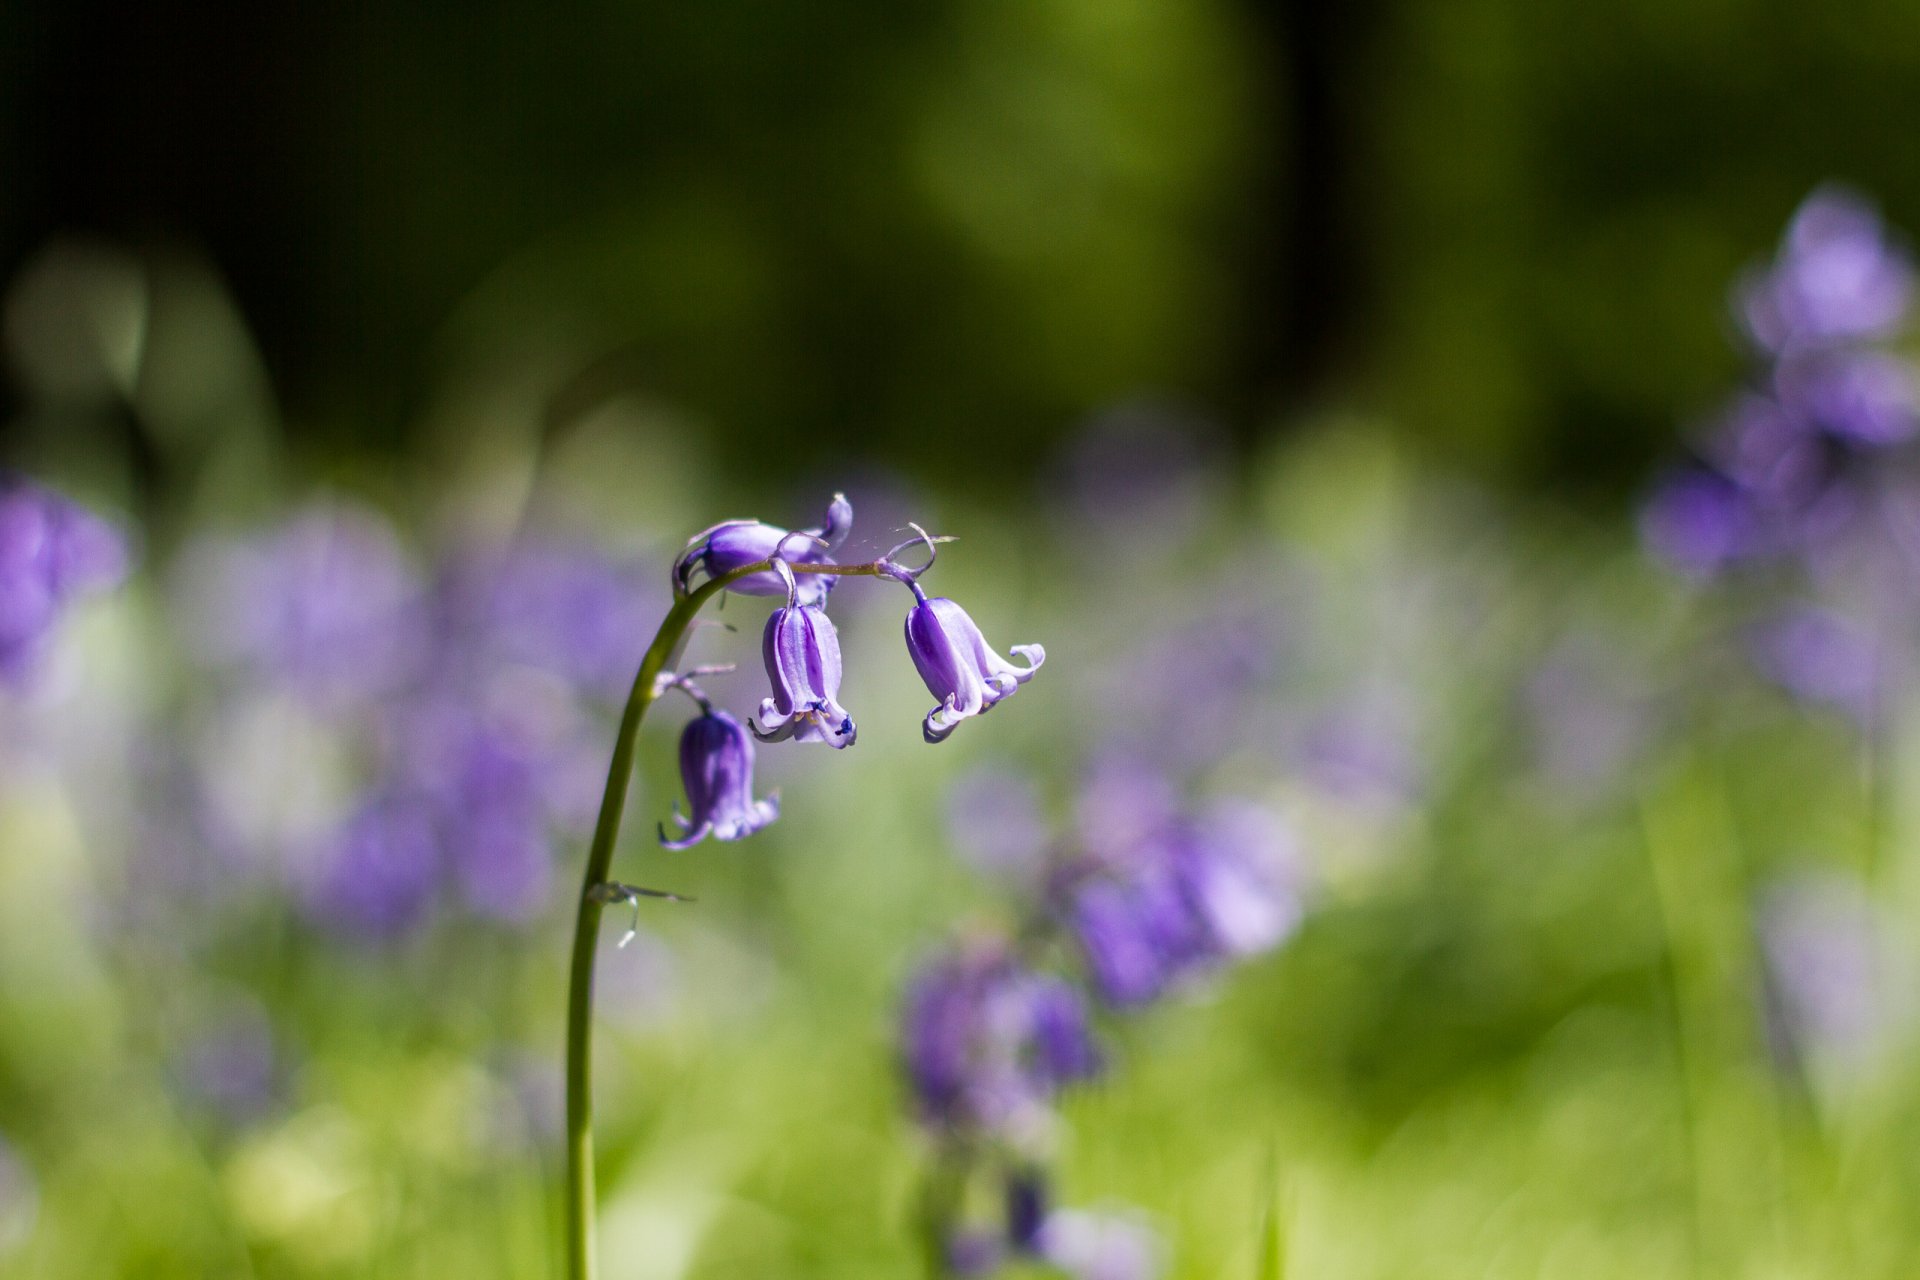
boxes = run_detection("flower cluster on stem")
[562,493,1046,1280]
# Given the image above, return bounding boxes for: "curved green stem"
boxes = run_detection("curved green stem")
[562,554,904,1280]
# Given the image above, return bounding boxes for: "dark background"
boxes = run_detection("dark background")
[6,0,1918,494]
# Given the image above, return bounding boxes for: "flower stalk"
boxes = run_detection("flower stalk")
[562,549,982,1280]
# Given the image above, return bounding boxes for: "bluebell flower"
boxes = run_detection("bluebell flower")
[1775,348,1920,446]
[1706,395,1829,510]
[1638,469,1758,578]
[903,593,1044,744]
[445,539,662,702]
[660,709,780,848]
[0,477,127,679]
[1748,606,1880,723]
[1062,805,1300,1007]
[1741,187,1914,354]
[673,493,852,605]
[174,501,426,705]
[753,601,856,747]
[901,944,1102,1142]
[301,798,441,940]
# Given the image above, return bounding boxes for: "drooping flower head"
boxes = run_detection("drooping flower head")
[752,563,856,748]
[904,591,1045,744]
[660,699,780,849]
[673,492,852,605]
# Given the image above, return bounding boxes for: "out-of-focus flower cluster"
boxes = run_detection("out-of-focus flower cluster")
[1642,186,1920,1104]
[1642,186,1920,724]
[166,501,658,937]
[902,752,1303,1277]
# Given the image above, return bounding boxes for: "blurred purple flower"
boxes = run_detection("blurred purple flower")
[1748,607,1880,722]
[0,477,126,679]
[441,540,661,702]
[301,798,440,940]
[1037,1208,1165,1280]
[674,493,852,605]
[904,594,1045,744]
[901,943,1102,1142]
[1063,807,1299,1007]
[175,501,426,703]
[659,709,779,849]
[1740,187,1914,353]
[1705,395,1828,509]
[453,816,553,924]
[753,602,856,747]
[1775,349,1920,446]
[1639,469,1758,579]
[1188,800,1305,957]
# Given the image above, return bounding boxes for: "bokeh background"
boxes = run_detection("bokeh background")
[4,1,1920,1276]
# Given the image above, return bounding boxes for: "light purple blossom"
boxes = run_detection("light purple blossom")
[175,501,426,703]
[301,798,441,940]
[1748,607,1880,722]
[0,477,127,679]
[673,493,852,605]
[1741,187,1914,354]
[1063,805,1300,1007]
[901,944,1102,1142]
[1037,1209,1165,1280]
[1774,348,1920,446]
[903,594,1044,744]
[1640,469,1761,578]
[659,709,780,849]
[753,602,856,747]
[1705,395,1828,509]
[443,540,661,701]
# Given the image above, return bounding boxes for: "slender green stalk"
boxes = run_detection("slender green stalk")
[562,555,899,1280]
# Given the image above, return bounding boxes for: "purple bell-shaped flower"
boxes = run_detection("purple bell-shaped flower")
[673,493,851,605]
[903,591,1044,744]
[752,563,856,748]
[659,707,781,849]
